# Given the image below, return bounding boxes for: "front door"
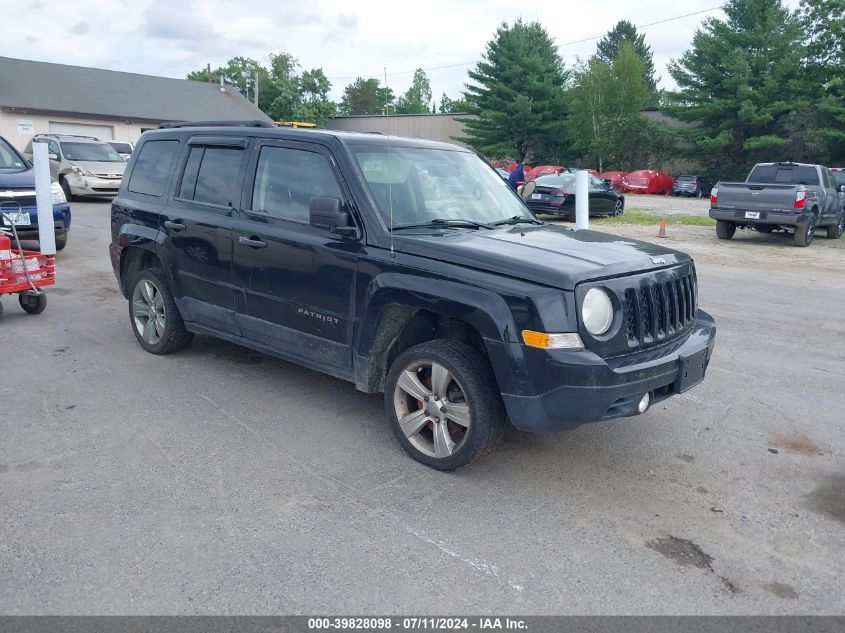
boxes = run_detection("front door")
[231,140,360,377]
[162,137,248,334]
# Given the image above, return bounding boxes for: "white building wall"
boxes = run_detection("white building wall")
[328,114,475,146]
[0,111,152,151]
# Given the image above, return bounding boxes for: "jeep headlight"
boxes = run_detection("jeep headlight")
[50,181,66,204]
[582,288,614,336]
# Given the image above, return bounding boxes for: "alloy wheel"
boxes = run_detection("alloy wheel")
[131,279,166,345]
[392,360,471,459]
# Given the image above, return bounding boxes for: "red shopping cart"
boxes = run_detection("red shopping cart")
[0,209,55,319]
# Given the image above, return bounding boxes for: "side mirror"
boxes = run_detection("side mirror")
[48,153,58,160]
[520,180,536,198]
[309,196,357,237]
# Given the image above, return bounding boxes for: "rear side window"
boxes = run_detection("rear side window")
[250,146,342,222]
[128,140,180,197]
[177,146,244,207]
[748,165,819,186]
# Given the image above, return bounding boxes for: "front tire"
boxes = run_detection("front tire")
[60,178,75,202]
[55,233,68,251]
[794,214,816,247]
[826,213,844,239]
[716,220,736,240]
[129,268,193,354]
[385,340,505,471]
[19,292,47,314]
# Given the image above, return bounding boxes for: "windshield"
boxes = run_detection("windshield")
[0,137,27,173]
[748,164,819,186]
[62,142,123,162]
[350,145,534,227]
[677,176,697,182]
[109,142,132,154]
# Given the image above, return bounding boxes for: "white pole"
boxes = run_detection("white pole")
[33,141,56,255]
[575,169,589,230]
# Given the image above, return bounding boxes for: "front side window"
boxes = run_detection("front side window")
[178,146,244,207]
[0,137,26,172]
[127,140,180,197]
[350,145,532,227]
[250,146,342,222]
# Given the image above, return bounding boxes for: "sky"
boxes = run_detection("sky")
[8,0,802,104]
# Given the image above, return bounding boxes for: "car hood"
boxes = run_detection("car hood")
[0,168,35,189]
[72,161,126,175]
[393,224,690,290]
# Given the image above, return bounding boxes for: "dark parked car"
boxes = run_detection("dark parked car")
[525,171,625,219]
[673,175,711,198]
[110,121,715,470]
[0,135,72,250]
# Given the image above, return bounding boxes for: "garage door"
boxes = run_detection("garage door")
[48,122,114,140]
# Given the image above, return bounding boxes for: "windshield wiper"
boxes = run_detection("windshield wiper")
[491,215,544,226]
[391,218,494,231]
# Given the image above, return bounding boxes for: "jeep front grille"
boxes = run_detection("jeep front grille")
[624,271,696,349]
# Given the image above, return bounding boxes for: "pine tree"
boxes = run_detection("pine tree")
[596,20,658,96]
[667,0,809,177]
[459,19,569,162]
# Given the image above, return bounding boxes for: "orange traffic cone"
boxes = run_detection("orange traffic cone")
[658,218,668,238]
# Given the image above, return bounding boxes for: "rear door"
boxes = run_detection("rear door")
[231,139,360,377]
[161,136,247,335]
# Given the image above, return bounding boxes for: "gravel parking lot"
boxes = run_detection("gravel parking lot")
[624,193,711,217]
[1,201,843,615]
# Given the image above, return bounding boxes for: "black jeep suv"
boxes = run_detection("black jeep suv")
[109,121,716,470]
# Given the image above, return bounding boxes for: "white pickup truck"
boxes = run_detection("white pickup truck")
[709,162,845,247]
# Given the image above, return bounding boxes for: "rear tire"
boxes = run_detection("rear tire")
[716,220,736,240]
[385,340,505,471]
[129,267,193,354]
[794,214,816,247]
[826,213,844,239]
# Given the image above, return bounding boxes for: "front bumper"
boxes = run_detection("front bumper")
[0,204,71,240]
[67,173,121,197]
[495,310,716,432]
[710,207,803,226]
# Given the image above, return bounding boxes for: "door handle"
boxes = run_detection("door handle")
[163,220,186,231]
[238,235,267,249]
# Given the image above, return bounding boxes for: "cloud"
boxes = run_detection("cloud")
[281,11,323,26]
[70,22,90,35]
[337,14,358,29]
[141,0,219,42]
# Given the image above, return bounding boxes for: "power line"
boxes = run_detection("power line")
[325,6,722,83]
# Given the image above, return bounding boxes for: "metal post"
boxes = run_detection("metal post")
[33,141,56,255]
[575,169,589,230]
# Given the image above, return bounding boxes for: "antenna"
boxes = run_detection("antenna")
[385,66,394,256]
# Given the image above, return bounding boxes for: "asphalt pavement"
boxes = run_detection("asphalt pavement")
[1,201,843,614]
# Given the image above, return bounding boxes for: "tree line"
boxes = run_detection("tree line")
[187,0,844,179]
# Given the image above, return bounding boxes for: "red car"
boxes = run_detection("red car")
[623,169,675,195]
[601,171,627,192]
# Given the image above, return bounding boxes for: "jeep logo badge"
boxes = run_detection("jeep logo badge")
[650,257,666,265]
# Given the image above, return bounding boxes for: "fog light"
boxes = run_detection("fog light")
[637,393,651,414]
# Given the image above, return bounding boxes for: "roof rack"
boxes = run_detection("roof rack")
[158,120,276,129]
[33,133,100,141]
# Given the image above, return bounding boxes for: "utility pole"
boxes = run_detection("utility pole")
[207,63,211,83]
[254,71,259,106]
